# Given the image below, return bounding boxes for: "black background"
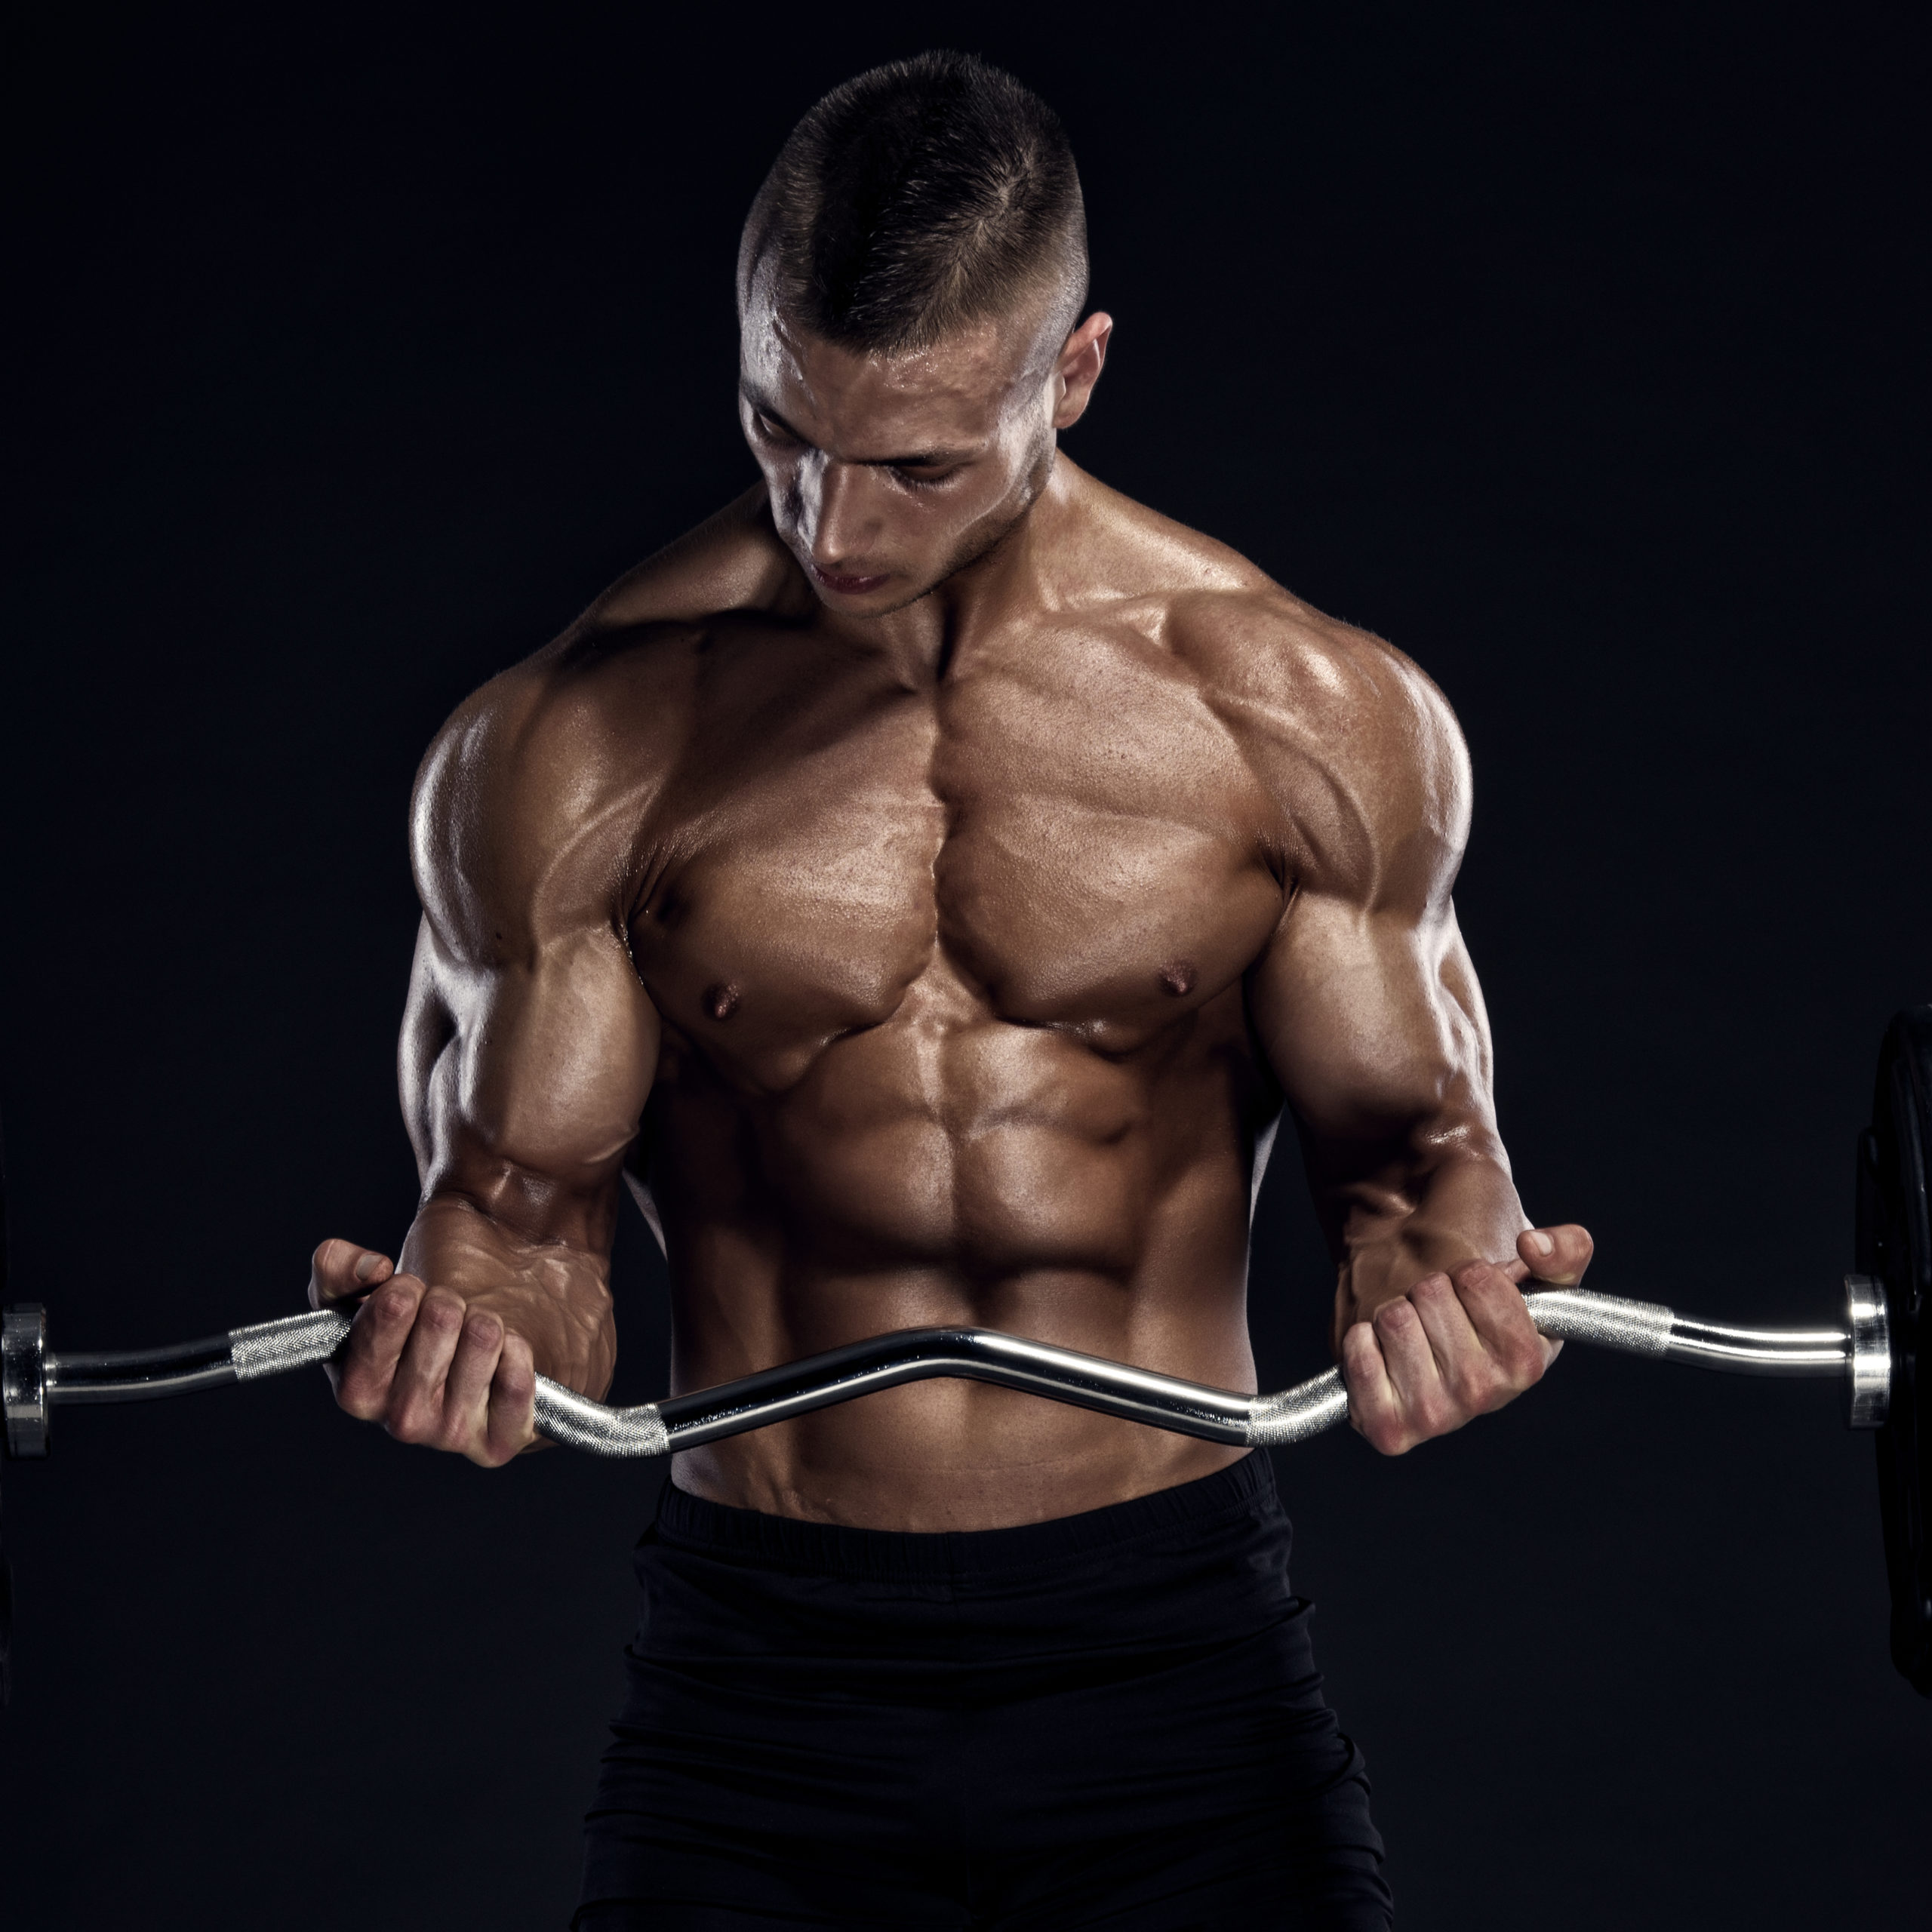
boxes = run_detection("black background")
[2,4,1926,1925]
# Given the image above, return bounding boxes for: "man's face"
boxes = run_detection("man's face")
[737,272,1079,616]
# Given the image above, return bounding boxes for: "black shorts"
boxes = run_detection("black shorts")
[576,1453,1391,1930]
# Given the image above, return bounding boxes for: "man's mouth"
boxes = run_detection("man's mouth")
[811,563,892,597]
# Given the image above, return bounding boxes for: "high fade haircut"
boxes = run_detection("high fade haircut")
[740,51,1088,361]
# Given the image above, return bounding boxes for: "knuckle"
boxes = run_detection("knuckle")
[420,1291,464,1334]
[1375,1300,1416,1340]
[338,1385,383,1422]
[386,1396,436,1444]
[1457,1275,1506,1319]
[371,1282,416,1326]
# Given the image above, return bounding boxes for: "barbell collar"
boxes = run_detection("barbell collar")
[1844,1273,1891,1429]
[2,1303,48,1458]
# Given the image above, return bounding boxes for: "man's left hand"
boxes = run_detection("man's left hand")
[1342,1223,1594,1455]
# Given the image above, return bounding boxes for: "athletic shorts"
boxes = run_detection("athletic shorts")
[575,1451,1391,1930]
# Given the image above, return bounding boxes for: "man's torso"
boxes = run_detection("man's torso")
[435,463,1418,1526]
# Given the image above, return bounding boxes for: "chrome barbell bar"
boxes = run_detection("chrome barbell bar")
[2,1278,1893,1463]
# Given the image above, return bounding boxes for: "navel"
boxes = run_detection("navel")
[703,981,741,1022]
[1158,961,1198,998]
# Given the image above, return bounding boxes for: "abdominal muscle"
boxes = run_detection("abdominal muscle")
[644,991,1271,1531]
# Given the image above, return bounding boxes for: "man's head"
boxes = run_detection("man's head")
[737,53,1109,614]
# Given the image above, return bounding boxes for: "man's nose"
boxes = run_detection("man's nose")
[806,460,881,566]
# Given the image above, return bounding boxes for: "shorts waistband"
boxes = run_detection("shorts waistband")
[653,1451,1274,1582]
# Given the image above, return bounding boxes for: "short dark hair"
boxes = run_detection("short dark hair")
[740,51,1088,356]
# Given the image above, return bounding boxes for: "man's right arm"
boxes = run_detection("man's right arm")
[309,667,662,1467]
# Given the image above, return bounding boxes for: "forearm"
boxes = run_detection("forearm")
[1324,1134,1527,1349]
[397,1192,617,1398]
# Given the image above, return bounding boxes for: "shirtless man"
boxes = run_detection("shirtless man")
[312,52,1591,1930]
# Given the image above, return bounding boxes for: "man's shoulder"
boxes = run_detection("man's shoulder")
[413,488,797,909]
[414,618,685,863]
[1072,474,1469,872]
[575,484,805,635]
[1074,472,1460,765]
[1181,584,1459,767]
[426,488,801,777]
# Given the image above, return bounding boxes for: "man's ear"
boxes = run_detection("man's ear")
[1052,312,1113,429]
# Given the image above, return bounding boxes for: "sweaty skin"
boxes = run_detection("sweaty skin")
[313,283,1592,1529]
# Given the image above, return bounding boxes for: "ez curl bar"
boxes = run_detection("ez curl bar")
[5,1007,1931,1695]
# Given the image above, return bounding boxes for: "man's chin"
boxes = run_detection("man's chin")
[806,568,938,618]
[795,502,1034,619]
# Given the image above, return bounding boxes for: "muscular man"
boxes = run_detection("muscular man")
[312,52,1590,1930]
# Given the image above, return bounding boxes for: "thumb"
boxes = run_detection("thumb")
[308,1238,395,1309]
[1517,1223,1594,1286]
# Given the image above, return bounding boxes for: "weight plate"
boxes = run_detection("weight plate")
[1859,1006,1932,1694]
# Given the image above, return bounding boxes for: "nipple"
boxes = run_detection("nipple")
[703,982,741,1022]
[1158,961,1198,998]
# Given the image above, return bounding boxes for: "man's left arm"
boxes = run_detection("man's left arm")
[1243,638,1592,1454]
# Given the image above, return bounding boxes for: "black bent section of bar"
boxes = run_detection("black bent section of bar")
[47,1333,237,1404]
[656,1327,1259,1451]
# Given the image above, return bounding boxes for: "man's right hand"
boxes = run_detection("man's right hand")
[307,1238,537,1467]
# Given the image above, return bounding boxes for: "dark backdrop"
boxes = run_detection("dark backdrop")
[2,5,1925,1926]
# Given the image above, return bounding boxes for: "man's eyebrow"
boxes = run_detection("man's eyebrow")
[741,389,968,469]
[864,447,970,469]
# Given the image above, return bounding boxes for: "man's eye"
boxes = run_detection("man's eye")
[893,465,956,489]
[754,413,798,445]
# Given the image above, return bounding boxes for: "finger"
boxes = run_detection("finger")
[1373,1286,1454,1435]
[1411,1269,1500,1412]
[441,1309,505,1454]
[309,1238,395,1309]
[483,1332,538,1466]
[1516,1223,1594,1286]
[385,1287,467,1444]
[1340,1320,1406,1454]
[1453,1261,1554,1387]
[332,1275,426,1420]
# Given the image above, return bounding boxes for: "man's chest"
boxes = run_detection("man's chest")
[626,641,1287,1069]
